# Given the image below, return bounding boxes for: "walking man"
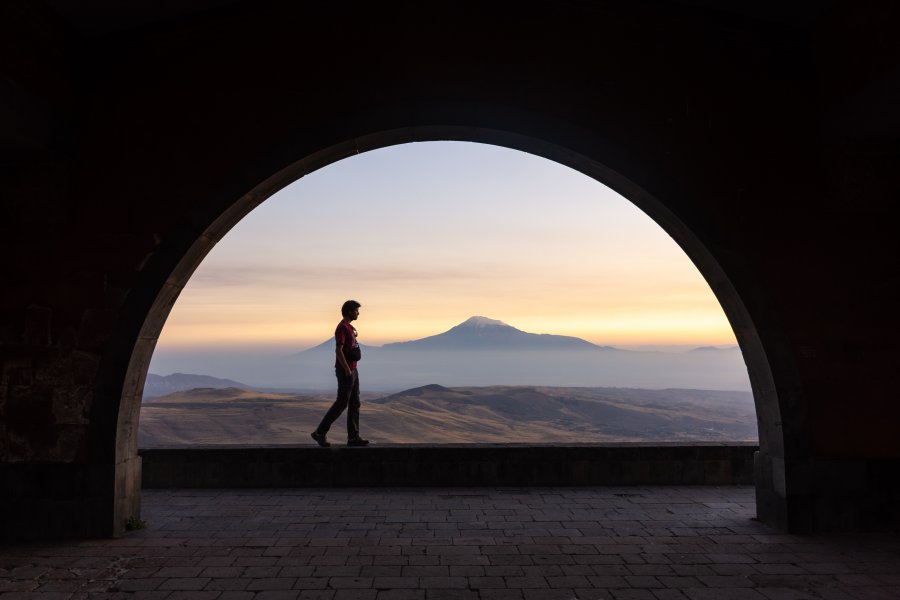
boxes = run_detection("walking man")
[311,300,370,447]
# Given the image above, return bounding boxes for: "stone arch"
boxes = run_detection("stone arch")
[106,124,795,533]
[7,0,899,541]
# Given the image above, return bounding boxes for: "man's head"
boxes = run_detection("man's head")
[341,300,362,320]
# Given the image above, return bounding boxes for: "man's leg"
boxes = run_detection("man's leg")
[346,372,360,440]
[316,371,353,435]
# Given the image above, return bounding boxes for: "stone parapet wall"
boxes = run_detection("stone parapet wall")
[140,443,758,488]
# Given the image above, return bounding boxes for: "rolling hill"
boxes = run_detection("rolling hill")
[143,372,254,399]
[138,384,757,446]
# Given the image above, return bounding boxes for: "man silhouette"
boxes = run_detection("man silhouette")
[311,300,370,447]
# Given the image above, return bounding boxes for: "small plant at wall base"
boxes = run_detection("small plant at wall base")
[125,516,147,531]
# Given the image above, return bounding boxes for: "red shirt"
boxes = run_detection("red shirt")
[335,320,359,369]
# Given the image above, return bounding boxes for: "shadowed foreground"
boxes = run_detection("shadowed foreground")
[1,487,898,598]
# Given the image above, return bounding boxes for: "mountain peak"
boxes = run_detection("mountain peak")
[460,316,508,328]
[382,316,602,351]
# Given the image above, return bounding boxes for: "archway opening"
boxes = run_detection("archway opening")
[112,127,783,533]
[139,141,755,446]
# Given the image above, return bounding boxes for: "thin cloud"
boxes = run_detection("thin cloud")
[159,141,739,350]
[186,264,481,289]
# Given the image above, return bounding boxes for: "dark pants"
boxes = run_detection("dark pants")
[316,369,360,439]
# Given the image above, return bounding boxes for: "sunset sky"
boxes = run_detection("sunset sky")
[156,142,738,352]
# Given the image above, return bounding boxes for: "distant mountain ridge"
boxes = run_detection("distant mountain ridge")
[296,316,729,355]
[382,316,612,351]
[143,373,253,399]
[148,317,751,393]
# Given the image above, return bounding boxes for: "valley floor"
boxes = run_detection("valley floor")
[139,386,758,446]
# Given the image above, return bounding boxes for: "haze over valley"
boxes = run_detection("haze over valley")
[148,316,750,393]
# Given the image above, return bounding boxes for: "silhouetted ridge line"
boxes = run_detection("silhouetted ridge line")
[144,373,254,399]
[372,384,453,403]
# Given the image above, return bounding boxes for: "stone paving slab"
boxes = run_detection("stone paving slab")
[1,487,898,599]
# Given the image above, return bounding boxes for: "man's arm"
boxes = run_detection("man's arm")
[336,344,353,376]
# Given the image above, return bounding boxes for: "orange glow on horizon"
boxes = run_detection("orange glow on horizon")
[155,142,740,353]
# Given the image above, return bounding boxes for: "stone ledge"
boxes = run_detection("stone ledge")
[139,442,759,488]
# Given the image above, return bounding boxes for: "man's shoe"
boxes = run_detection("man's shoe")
[347,437,370,446]
[311,431,330,447]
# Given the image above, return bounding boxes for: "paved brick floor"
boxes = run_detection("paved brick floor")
[2,487,899,599]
